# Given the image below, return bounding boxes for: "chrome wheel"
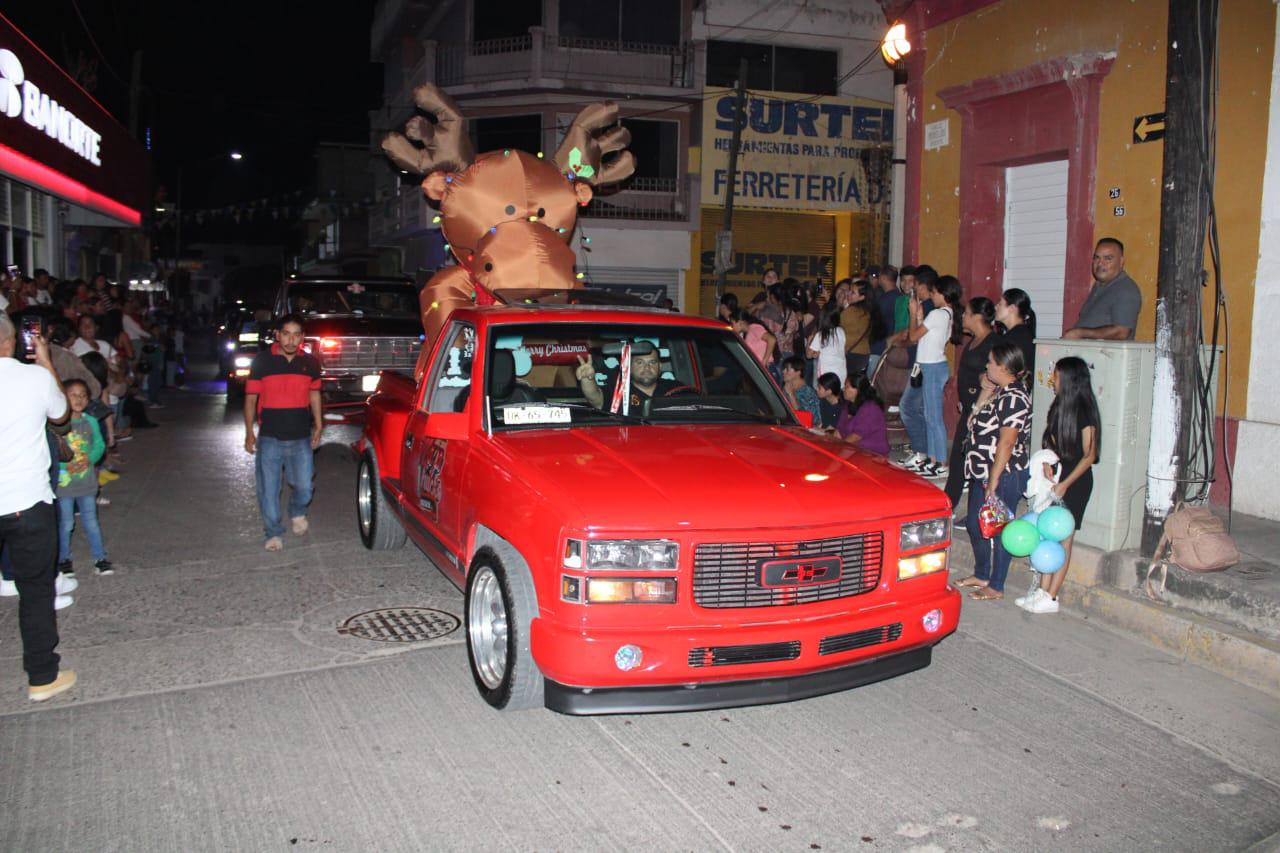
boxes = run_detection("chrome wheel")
[468,566,508,690]
[357,460,373,538]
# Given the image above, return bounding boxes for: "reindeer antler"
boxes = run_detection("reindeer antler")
[381,84,476,176]
[554,101,636,186]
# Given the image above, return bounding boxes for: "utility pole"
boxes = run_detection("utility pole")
[1142,0,1217,554]
[714,58,749,302]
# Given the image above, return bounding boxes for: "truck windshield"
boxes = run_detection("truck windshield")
[287,282,417,319]
[484,322,795,429]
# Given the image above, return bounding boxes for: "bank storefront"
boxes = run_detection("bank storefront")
[693,88,892,315]
[0,13,148,279]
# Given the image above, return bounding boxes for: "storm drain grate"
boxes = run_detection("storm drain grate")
[337,607,460,643]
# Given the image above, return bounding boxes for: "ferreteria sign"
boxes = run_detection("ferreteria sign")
[701,88,893,212]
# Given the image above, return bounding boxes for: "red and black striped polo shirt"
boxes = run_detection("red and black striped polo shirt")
[246,344,322,440]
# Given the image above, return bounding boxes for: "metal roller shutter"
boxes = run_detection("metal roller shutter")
[1003,160,1068,338]
[698,208,835,315]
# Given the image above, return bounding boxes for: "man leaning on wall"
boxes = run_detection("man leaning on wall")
[1062,238,1142,340]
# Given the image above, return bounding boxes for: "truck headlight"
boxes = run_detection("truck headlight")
[587,578,676,604]
[564,539,679,571]
[900,516,950,552]
[233,356,253,368]
[898,550,948,580]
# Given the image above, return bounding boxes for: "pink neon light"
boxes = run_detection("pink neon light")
[0,144,142,226]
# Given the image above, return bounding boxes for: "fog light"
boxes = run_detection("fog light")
[614,644,643,671]
[923,608,943,634]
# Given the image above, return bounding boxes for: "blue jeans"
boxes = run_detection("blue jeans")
[58,494,107,563]
[899,361,949,461]
[255,436,314,540]
[966,468,1030,592]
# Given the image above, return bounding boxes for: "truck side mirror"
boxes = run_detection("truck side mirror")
[794,410,814,428]
[424,412,468,441]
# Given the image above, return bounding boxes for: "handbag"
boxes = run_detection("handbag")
[1145,502,1240,599]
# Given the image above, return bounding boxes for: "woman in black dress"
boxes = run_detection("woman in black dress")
[944,297,998,513]
[1018,356,1101,614]
[995,288,1037,384]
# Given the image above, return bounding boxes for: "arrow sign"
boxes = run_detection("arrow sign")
[1133,112,1166,144]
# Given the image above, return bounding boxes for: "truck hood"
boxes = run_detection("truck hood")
[302,316,423,338]
[489,425,951,533]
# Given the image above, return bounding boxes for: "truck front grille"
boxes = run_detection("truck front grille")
[687,641,801,667]
[317,337,419,372]
[692,532,883,608]
[819,623,903,656]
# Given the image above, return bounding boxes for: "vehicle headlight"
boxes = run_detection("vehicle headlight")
[898,550,948,580]
[563,538,679,571]
[233,356,253,368]
[900,516,950,552]
[224,341,234,351]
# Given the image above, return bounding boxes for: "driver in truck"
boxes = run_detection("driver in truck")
[575,343,680,412]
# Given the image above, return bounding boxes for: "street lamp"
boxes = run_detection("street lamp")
[881,22,911,65]
[230,151,244,161]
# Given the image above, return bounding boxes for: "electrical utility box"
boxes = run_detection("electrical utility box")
[1029,340,1220,552]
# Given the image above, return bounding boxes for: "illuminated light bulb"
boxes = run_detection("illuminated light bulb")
[430,301,439,310]
[432,215,441,224]
[536,151,544,158]
[503,149,510,156]
[583,237,591,244]
[445,175,453,183]
[443,243,451,251]
[529,215,538,222]
[557,228,566,234]
[575,272,585,280]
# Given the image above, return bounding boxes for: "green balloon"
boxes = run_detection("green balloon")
[1000,519,1041,557]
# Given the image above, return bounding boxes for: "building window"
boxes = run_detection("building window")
[621,118,679,186]
[474,0,542,42]
[707,40,837,95]
[560,0,680,45]
[473,115,544,158]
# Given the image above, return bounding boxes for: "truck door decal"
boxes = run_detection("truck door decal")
[417,439,447,513]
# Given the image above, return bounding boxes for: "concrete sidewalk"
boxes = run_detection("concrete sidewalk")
[951,509,1280,700]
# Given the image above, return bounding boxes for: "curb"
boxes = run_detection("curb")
[1054,545,1280,696]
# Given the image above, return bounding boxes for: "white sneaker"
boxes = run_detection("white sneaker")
[54,595,74,610]
[1015,587,1043,609]
[56,575,79,595]
[0,579,16,597]
[898,452,928,471]
[1026,590,1060,614]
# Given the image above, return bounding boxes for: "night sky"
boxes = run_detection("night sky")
[8,1,380,214]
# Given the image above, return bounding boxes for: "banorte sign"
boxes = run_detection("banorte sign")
[0,49,102,166]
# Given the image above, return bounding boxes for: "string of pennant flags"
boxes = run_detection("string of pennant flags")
[162,188,393,226]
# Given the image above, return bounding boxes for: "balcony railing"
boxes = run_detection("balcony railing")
[435,29,692,89]
[580,176,689,222]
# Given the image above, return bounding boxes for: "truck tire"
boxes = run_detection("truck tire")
[357,449,407,551]
[465,549,544,710]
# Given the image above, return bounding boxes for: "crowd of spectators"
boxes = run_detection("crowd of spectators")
[721,237,1138,614]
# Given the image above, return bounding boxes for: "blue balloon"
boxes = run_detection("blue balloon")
[1037,506,1076,542]
[1030,540,1067,574]
[1019,511,1040,527]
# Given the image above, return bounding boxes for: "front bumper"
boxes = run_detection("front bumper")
[545,644,934,714]
[531,582,960,714]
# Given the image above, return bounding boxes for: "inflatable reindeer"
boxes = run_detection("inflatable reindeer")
[381,84,635,376]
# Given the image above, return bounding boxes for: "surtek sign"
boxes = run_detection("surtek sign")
[701,88,893,212]
[0,49,102,166]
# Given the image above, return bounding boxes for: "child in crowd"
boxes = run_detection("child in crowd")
[728,307,776,365]
[833,372,890,456]
[780,356,821,426]
[814,372,843,429]
[55,380,114,576]
[1017,356,1100,614]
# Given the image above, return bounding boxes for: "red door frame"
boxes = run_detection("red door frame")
[932,55,1114,315]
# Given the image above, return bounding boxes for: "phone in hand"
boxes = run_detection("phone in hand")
[5,264,19,278]
[20,315,43,361]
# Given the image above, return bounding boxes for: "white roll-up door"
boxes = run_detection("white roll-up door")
[586,266,682,309]
[1003,160,1068,338]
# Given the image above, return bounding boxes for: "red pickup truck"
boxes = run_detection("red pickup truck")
[355,290,960,714]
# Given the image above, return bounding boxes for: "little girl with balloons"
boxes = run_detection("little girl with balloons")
[1003,357,1101,614]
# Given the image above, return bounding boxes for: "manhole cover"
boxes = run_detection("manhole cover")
[337,607,460,643]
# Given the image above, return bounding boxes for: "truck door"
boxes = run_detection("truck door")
[400,321,475,583]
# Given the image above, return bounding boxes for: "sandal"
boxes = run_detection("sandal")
[955,576,989,589]
[969,587,1004,601]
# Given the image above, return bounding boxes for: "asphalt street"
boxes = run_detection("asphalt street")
[1,376,1278,852]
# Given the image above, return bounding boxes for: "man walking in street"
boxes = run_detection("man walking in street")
[244,314,322,552]
[1063,237,1143,340]
[0,314,77,702]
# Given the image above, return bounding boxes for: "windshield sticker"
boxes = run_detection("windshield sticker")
[494,334,523,350]
[346,283,366,294]
[503,405,571,425]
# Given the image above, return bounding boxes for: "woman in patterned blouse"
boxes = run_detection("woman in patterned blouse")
[957,342,1033,600]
